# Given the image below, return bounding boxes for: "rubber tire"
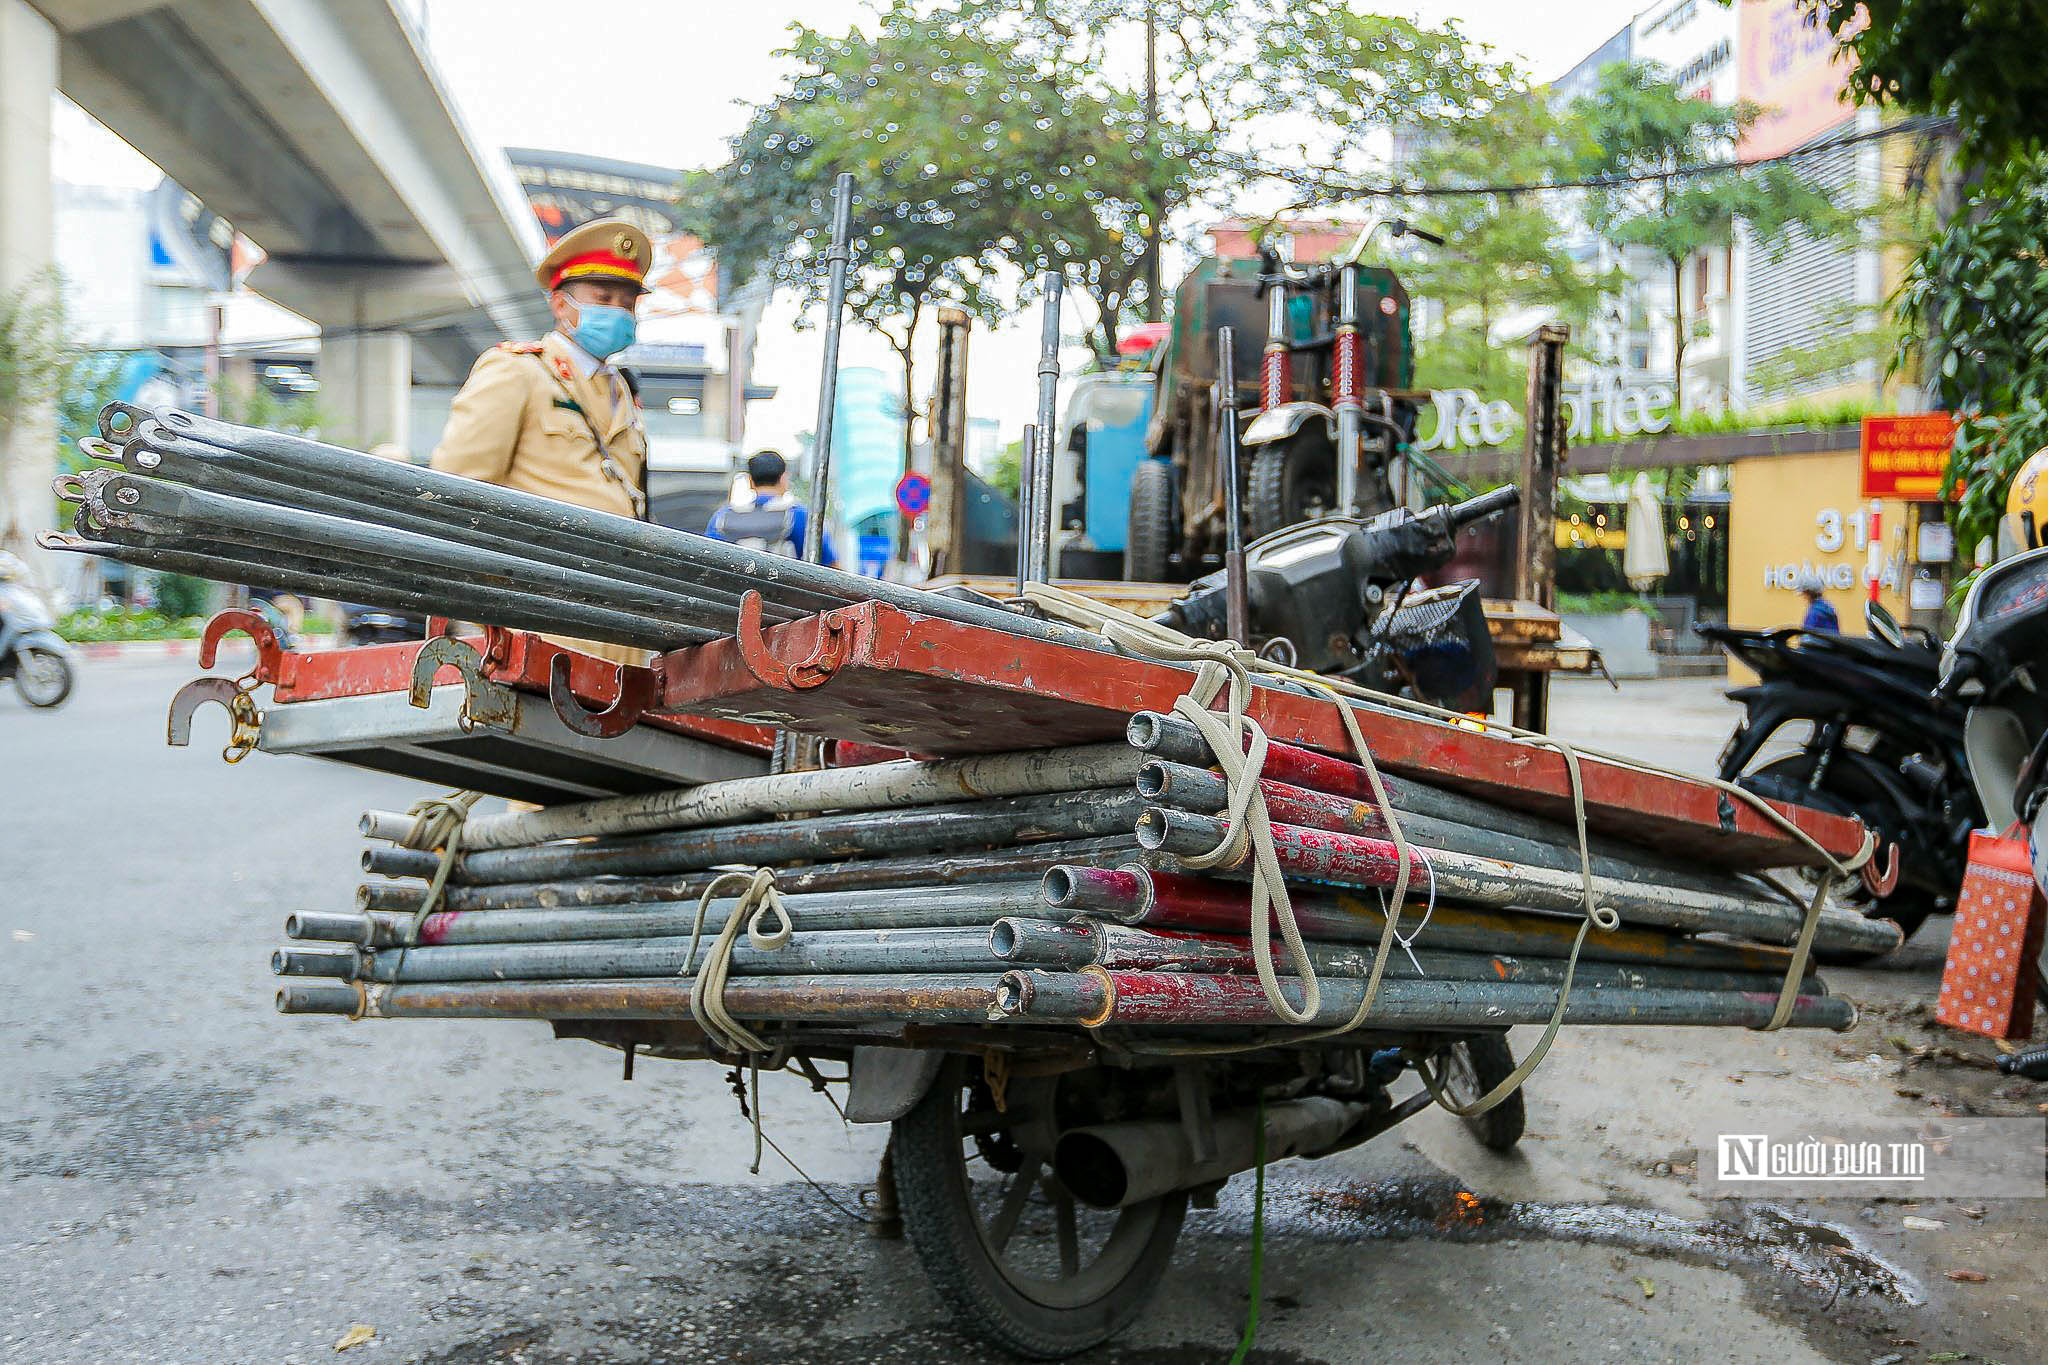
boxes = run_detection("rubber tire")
[1246,431,1337,540]
[1124,459,1176,584]
[892,1058,1187,1358]
[14,647,74,708]
[1739,752,1933,958]
[1452,1035,1526,1152]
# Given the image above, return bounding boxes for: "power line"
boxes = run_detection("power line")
[1241,114,1956,203]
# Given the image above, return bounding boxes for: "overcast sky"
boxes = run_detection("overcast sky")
[59,0,1645,451]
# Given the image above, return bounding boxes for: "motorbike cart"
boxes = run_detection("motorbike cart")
[1129,224,1426,582]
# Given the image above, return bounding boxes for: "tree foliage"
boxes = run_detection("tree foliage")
[1814,0,2048,163]
[1575,61,1846,411]
[1403,91,1608,394]
[1897,154,2048,555]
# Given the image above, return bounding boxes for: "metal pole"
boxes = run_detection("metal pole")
[366,787,1149,886]
[1026,273,1063,584]
[1015,423,1036,597]
[994,969,1854,1032]
[986,917,1805,996]
[1134,805,1901,955]
[1216,325,1249,643]
[1040,864,1819,975]
[279,973,1009,1025]
[359,834,1142,914]
[1332,260,1363,516]
[293,881,1055,949]
[281,926,1024,984]
[804,172,856,565]
[362,741,1139,851]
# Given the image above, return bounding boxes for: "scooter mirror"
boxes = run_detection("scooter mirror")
[1866,600,1906,649]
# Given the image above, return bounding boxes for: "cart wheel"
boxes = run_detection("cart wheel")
[1247,429,1336,539]
[892,1057,1186,1358]
[1438,1034,1525,1152]
[1124,459,1177,583]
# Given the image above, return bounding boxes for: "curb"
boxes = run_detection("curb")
[72,635,340,662]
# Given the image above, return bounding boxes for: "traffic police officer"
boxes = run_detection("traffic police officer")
[431,217,653,664]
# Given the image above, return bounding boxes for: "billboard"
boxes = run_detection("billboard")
[1861,414,1958,500]
[504,147,720,314]
[1737,0,1858,158]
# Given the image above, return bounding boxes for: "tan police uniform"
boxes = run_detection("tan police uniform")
[430,219,653,666]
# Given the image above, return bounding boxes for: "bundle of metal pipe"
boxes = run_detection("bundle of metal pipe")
[275,717,1867,1036]
[49,404,1116,654]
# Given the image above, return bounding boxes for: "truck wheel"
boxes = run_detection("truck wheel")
[1436,1034,1526,1152]
[892,1056,1186,1358]
[1124,460,1176,583]
[1247,431,1336,540]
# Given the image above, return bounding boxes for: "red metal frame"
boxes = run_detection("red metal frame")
[198,610,773,754]
[650,600,1866,868]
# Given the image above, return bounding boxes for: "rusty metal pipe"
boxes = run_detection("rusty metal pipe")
[1134,806,1899,956]
[299,926,1018,985]
[357,835,1143,913]
[986,917,1808,996]
[1136,758,1769,902]
[123,406,1121,655]
[96,427,815,625]
[90,473,735,644]
[277,972,1007,1024]
[1040,864,1816,976]
[994,968,1856,1031]
[371,788,1149,886]
[362,742,1140,851]
[297,881,1055,949]
[1129,711,1745,888]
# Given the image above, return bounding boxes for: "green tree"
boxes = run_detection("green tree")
[1895,153,2048,555]
[687,12,1020,464]
[1575,61,1846,412]
[969,0,1506,352]
[1404,91,1609,394]
[1813,0,2046,162]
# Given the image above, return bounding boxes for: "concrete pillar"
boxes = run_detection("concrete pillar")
[0,0,58,590]
[321,329,412,453]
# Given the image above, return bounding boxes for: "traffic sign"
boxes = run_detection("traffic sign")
[895,471,932,516]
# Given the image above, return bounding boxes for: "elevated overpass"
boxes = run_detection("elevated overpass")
[24,0,551,447]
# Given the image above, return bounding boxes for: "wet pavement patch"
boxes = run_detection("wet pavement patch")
[1222,1174,1920,1308]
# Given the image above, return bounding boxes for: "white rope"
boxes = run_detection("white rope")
[1020,582,1875,1105]
[679,868,797,1055]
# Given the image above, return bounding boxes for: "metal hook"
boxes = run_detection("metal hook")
[734,590,851,691]
[547,652,659,738]
[167,675,263,761]
[199,608,286,678]
[408,635,519,731]
[1859,841,1902,899]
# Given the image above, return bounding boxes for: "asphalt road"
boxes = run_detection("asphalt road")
[3,662,2042,1363]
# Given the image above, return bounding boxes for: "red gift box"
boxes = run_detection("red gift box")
[1936,830,2047,1041]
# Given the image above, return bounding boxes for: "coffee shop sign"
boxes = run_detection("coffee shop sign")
[1416,377,1703,452]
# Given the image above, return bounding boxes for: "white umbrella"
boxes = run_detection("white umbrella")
[1623,472,1670,591]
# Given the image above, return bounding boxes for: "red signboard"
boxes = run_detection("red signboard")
[1861,414,1957,500]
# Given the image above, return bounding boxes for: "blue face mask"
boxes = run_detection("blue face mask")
[568,302,636,359]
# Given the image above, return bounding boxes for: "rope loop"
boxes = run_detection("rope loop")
[681,868,793,1056]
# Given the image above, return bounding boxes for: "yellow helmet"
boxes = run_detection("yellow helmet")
[2006,447,2048,554]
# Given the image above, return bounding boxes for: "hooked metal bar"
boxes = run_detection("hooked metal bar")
[547,651,660,739]
[408,636,520,731]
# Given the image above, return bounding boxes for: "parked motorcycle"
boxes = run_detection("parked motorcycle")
[1155,485,1518,712]
[0,553,77,709]
[1698,602,1977,948]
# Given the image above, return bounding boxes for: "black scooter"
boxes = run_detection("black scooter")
[1699,603,1980,946]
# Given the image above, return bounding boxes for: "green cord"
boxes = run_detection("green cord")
[1229,1096,1268,1365]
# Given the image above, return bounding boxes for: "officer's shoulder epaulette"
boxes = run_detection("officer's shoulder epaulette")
[494,340,546,355]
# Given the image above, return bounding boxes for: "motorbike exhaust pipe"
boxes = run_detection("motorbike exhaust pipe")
[1052,1096,1371,1209]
